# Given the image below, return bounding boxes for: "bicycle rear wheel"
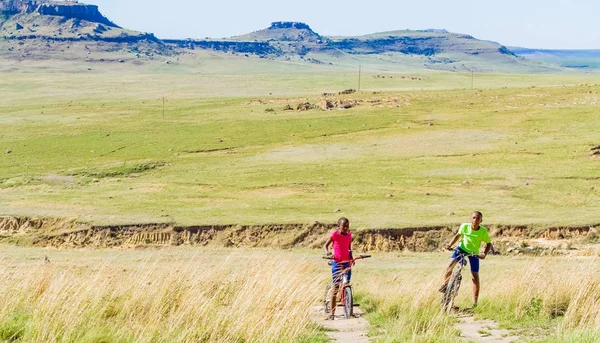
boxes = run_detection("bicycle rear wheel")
[343,286,353,319]
[441,272,462,313]
[323,284,332,314]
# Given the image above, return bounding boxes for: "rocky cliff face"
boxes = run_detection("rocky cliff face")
[1,0,117,27]
[36,2,117,27]
[0,0,28,13]
[0,0,172,62]
[269,21,312,30]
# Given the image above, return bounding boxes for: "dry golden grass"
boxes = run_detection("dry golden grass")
[353,252,600,342]
[0,247,327,343]
[1,246,599,342]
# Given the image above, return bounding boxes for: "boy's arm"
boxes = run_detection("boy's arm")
[479,231,493,259]
[349,241,353,260]
[323,237,333,256]
[444,233,461,250]
[480,242,493,259]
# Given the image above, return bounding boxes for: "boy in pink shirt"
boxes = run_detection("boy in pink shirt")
[323,217,353,319]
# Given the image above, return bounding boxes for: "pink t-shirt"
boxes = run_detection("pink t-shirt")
[331,230,352,261]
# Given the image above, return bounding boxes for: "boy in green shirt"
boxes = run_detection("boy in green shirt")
[440,211,492,308]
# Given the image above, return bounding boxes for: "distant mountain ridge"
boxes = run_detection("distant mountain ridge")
[170,21,515,58]
[0,1,565,72]
[165,21,533,72]
[510,47,600,70]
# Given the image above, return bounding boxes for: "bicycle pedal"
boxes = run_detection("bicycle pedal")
[353,303,360,307]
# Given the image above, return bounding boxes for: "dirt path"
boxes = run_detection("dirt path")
[312,306,370,343]
[455,313,520,343]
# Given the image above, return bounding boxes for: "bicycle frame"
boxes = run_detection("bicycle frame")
[324,254,371,318]
[441,249,478,313]
[454,252,470,273]
[333,258,357,306]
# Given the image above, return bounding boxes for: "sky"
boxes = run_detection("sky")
[86,0,599,49]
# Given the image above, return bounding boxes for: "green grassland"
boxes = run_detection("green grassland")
[1,60,599,227]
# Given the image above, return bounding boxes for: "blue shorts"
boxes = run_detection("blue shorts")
[451,246,480,273]
[331,261,352,283]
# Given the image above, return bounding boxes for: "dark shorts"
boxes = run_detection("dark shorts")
[451,246,480,273]
[331,261,352,283]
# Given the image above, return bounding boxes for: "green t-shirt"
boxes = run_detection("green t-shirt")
[458,223,491,254]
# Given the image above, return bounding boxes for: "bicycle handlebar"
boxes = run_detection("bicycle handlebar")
[445,246,479,257]
[323,254,371,263]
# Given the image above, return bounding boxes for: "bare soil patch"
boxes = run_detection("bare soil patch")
[455,313,519,343]
[312,306,369,343]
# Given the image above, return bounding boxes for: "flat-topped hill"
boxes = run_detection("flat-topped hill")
[231,21,324,43]
[1,0,116,26]
[0,0,153,40]
[0,0,172,63]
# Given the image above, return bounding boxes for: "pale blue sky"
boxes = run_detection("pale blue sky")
[86,0,599,49]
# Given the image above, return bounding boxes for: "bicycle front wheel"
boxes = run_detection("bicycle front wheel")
[343,286,353,319]
[442,272,462,313]
[323,284,332,313]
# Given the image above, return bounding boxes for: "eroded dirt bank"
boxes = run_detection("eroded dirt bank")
[0,216,597,252]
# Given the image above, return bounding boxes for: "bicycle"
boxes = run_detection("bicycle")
[440,248,478,313]
[322,254,371,319]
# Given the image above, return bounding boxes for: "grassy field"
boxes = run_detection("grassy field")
[1,63,599,227]
[1,245,599,342]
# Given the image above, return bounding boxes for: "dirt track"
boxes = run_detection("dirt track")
[312,306,369,343]
[455,313,520,342]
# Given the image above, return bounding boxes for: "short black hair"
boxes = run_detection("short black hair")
[473,211,483,219]
[338,217,349,226]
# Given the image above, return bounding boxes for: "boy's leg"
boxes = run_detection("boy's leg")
[329,262,342,317]
[441,250,460,292]
[443,259,458,286]
[471,272,480,305]
[330,284,338,316]
[343,262,352,286]
[469,255,480,306]
[440,247,465,292]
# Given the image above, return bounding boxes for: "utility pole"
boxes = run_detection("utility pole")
[358,65,361,92]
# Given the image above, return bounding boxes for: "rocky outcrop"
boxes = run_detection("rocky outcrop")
[230,21,324,44]
[498,45,516,56]
[269,21,313,30]
[0,0,29,13]
[1,0,118,27]
[36,2,118,27]
[163,39,278,55]
[328,37,439,55]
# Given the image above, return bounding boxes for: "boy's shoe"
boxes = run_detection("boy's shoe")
[325,315,335,320]
[438,284,447,293]
[472,303,478,309]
